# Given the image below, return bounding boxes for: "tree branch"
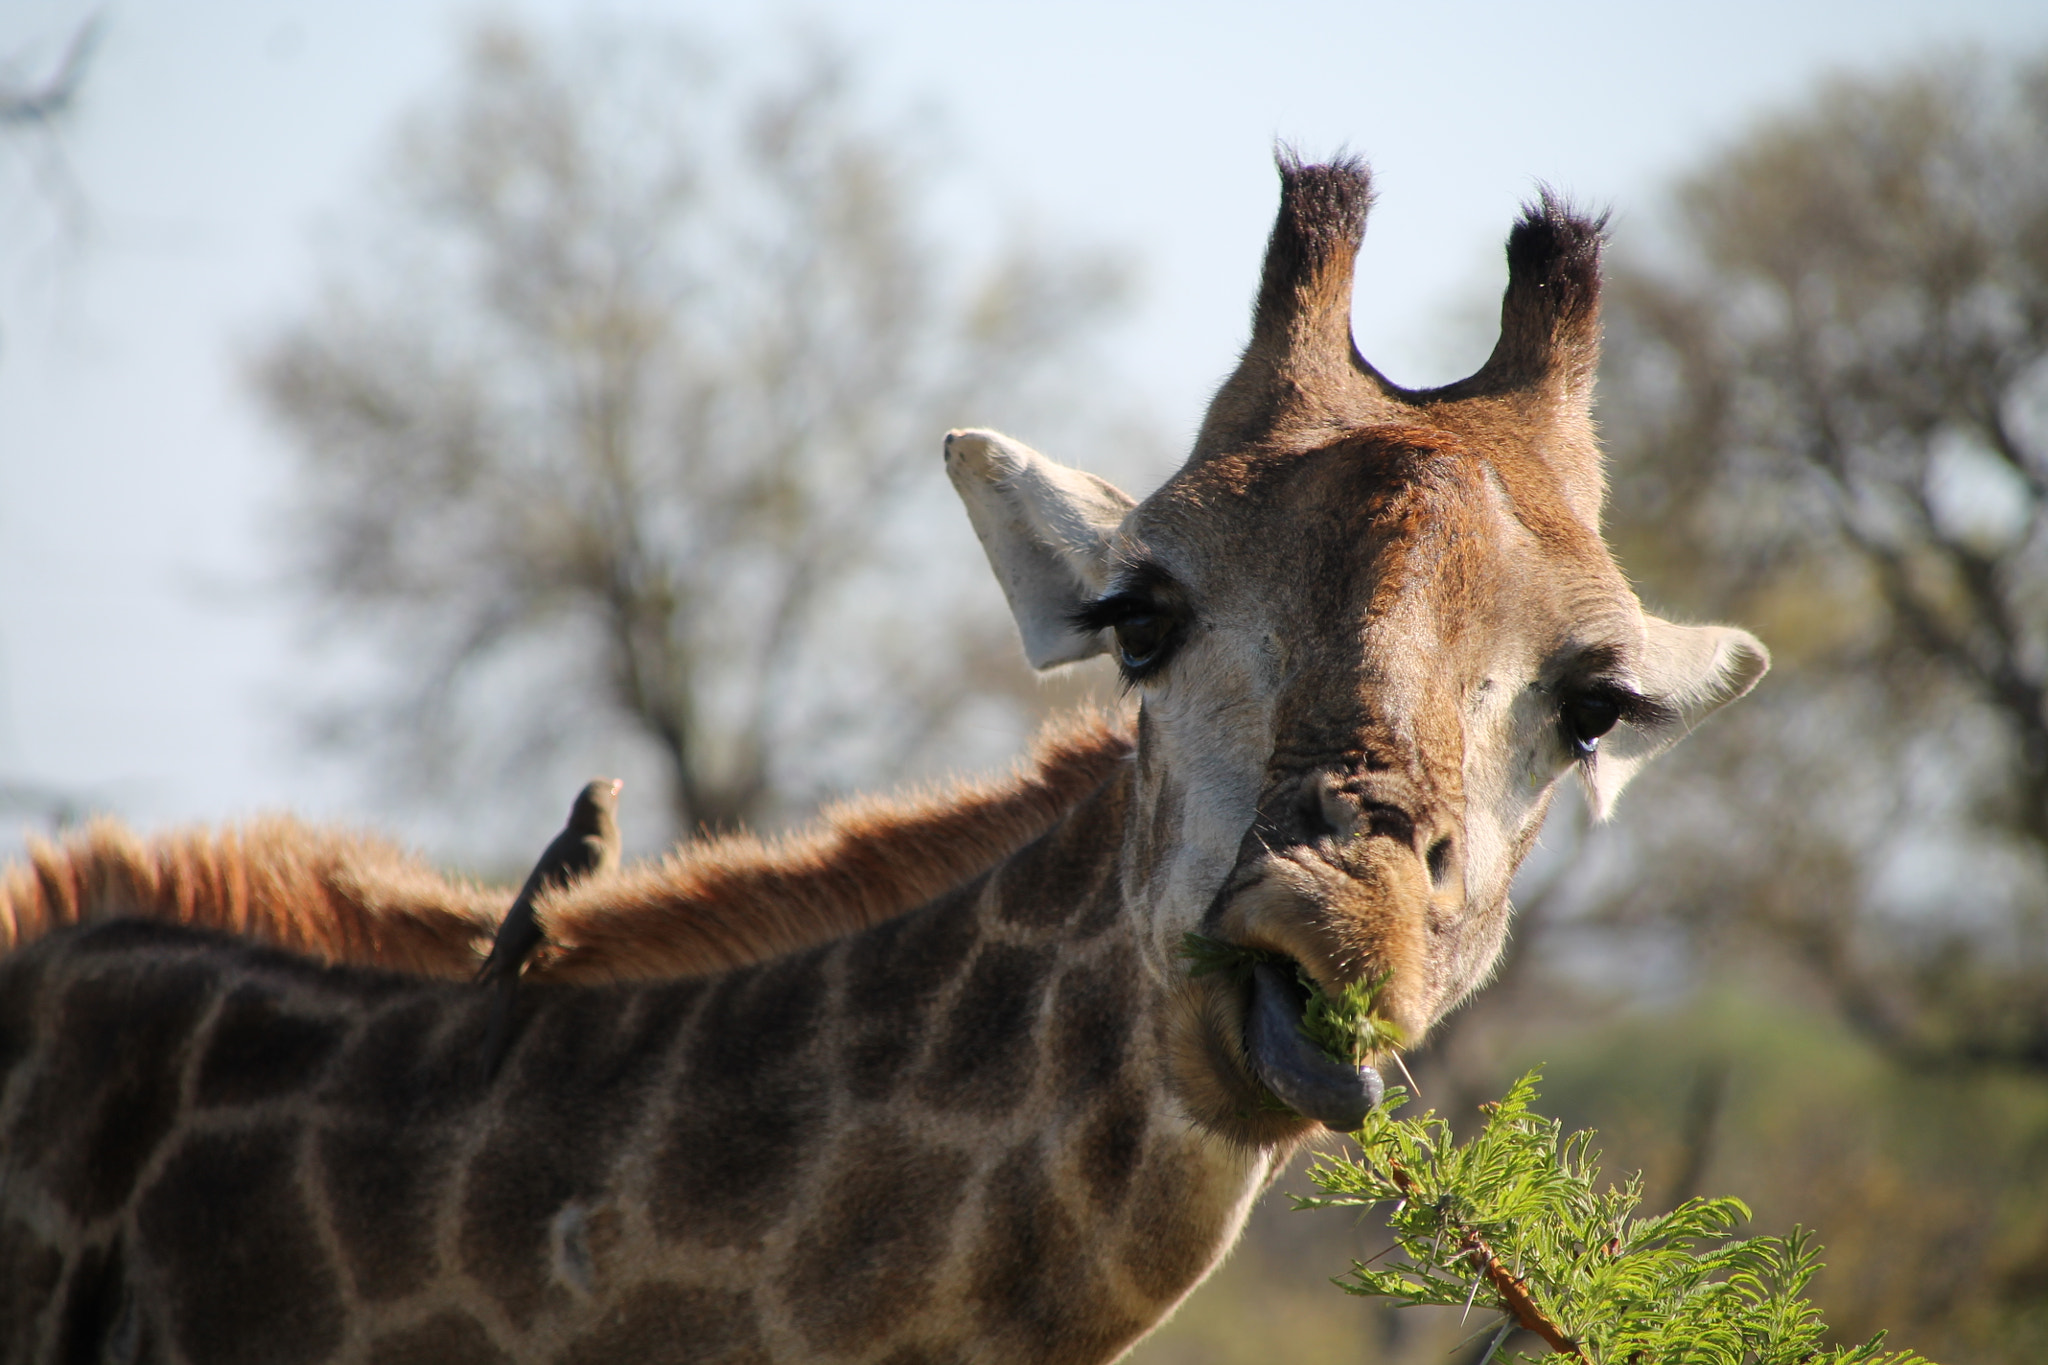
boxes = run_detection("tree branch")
[0,15,99,126]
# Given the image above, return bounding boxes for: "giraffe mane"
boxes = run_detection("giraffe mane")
[0,707,1133,981]
[0,813,500,974]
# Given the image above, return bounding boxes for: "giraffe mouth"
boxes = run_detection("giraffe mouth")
[1242,961,1384,1132]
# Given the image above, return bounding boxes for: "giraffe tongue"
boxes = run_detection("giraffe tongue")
[1245,962,1384,1132]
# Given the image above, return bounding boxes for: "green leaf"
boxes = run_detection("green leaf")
[1177,932,1403,1069]
[1295,1070,1938,1365]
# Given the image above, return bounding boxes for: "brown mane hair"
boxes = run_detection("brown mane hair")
[0,708,1132,980]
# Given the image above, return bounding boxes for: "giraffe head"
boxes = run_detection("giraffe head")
[947,155,1766,1142]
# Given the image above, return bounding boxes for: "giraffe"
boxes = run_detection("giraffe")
[0,156,1767,1365]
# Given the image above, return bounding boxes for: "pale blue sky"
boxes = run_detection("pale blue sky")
[3,0,2045,855]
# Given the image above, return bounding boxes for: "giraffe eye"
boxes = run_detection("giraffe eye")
[1071,574,1190,683]
[1114,613,1171,670]
[1561,692,1622,756]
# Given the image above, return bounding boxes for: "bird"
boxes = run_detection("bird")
[475,778,622,1079]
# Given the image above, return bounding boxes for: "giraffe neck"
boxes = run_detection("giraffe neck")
[0,764,1282,1365]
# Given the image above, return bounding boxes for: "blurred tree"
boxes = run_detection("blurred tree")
[1,13,100,834]
[254,20,1138,843]
[0,11,99,317]
[1586,52,2048,1070]
[0,12,96,126]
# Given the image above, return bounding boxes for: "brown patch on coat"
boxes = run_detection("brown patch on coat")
[368,1313,512,1365]
[780,1123,972,1355]
[917,943,1058,1116]
[875,1348,968,1365]
[194,984,348,1108]
[555,1283,769,1365]
[1119,1141,1239,1304]
[318,1121,457,1302]
[137,1124,347,1365]
[646,952,835,1249]
[457,988,681,1326]
[0,1217,64,1351]
[52,1236,136,1365]
[969,1138,1144,1365]
[995,768,1130,941]
[1074,1084,1149,1215]
[1049,950,1138,1106]
[0,710,1130,983]
[7,962,216,1220]
[840,885,986,1102]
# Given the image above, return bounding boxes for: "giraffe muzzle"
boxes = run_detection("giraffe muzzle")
[1209,841,1432,1041]
[1243,961,1384,1131]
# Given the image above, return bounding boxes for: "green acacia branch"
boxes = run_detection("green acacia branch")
[1182,936,1930,1362]
[1296,1072,1933,1365]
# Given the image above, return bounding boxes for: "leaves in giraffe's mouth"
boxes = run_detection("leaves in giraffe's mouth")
[1244,964,1385,1131]
[1178,931,1291,981]
[1179,932,1396,1131]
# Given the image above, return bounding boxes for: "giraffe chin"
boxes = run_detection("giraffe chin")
[1244,961,1385,1133]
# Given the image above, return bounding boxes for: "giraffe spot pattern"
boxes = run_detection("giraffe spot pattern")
[366,1312,511,1365]
[54,1236,141,1365]
[9,963,214,1220]
[324,994,485,1125]
[317,1122,456,1302]
[1049,950,1137,1104]
[780,1122,972,1355]
[875,1348,969,1365]
[1053,778,1132,941]
[503,979,697,1096]
[969,1139,1139,1365]
[459,985,686,1325]
[195,983,347,1107]
[136,1123,345,1365]
[840,889,982,1102]
[918,943,1056,1116]
[0,949,51,1083]
[999,803,1113,932]
[1,892,1176,1364]
[1120,1142,1225,1302]
[648,951,833,1249]
[554,1283,768,1365]
[1075,1084,1149,1215]
[0,1217,64,1353]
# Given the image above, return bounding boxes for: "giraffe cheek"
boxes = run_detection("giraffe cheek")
[1158,975,1317,1147]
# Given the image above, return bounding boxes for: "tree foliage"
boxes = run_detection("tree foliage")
[1580,50,2048,1071]
[253,20,1136,843]
[1301,1074,1930,1365]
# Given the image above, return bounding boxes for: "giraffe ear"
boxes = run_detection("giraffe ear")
[945,428,1136,669]
[1581,617,1770,818]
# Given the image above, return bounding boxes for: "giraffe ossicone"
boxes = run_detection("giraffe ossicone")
[0,154,1766,1364]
